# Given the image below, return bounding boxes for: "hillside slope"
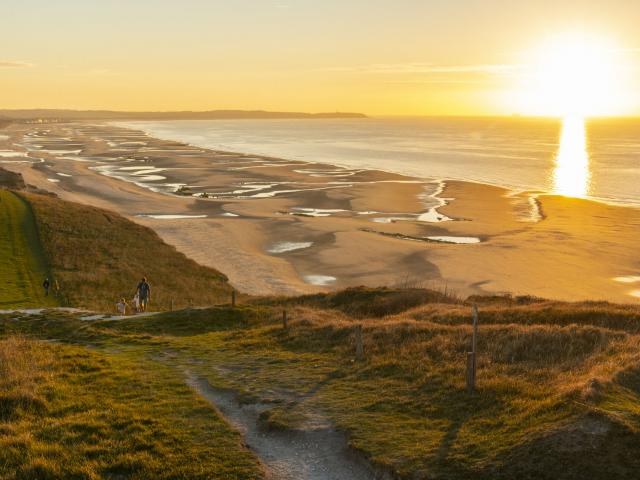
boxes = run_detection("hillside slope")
[2,293,640,479]
[0,335,262,479]
[21,192,232,311]
[0,190,56,308]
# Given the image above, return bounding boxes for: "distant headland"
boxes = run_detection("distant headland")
[0,109,367,121]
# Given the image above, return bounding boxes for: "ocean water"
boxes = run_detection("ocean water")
[115,117,640,206]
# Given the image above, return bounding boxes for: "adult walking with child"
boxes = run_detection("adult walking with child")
[136,277,151,312]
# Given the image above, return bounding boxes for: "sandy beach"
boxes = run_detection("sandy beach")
[2,121,639,303]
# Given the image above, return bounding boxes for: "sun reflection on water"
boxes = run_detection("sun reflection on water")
[553,115,590,197]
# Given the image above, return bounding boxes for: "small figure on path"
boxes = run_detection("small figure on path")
[132,292,140,313]
[136,277,151,312]
[43,278,50,297]
[116,298,128,316]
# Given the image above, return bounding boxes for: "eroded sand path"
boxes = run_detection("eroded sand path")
[185,372,380,480]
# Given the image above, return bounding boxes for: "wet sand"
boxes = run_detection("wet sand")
[2,122,639,303]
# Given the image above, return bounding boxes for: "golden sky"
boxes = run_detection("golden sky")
[2,0,639,115]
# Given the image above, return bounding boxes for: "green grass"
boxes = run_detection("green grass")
[3,186,640,478]
[3,295,640,479]
[21,192,233,312]
[0,190,56,309]
[0,336,262,480]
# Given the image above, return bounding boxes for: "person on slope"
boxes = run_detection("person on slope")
[43,278,50,297]
[116,298,128,316]
[132,292,141,313]
[136,277,151,312]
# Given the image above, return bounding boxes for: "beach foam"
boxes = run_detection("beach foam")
[426,236,480,244]
[417,209,453,222]
[0,150,29,157]
[267,241,313,254]
[304,274,336,286]
[372,216,416,223]
[136,214,208,219]
[290,207,348,217]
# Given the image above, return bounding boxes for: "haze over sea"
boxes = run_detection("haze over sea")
[117,117,640,206]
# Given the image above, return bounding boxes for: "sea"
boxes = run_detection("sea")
[115,117,640,206]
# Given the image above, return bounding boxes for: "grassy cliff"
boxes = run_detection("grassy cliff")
[0,190,56,308]
[19,192,232,312]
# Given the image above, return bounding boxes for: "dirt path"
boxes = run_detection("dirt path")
[185,371,382,480]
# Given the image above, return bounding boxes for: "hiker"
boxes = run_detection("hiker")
[136,277,151,312]
[43,278,50,297]
[116,298,128,316]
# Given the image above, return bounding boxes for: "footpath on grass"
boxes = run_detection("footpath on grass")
[0,190,56,309]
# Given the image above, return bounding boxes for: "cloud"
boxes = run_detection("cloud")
[367,63,521,75]
[0,60,33,68]
[318,62,523,76]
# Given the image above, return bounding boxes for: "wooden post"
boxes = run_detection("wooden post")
[355,324,364,361]
[466,352,475,393]
[231,289,236,307]
[467,304,479,394]
[472,304,478,359]
[282,309,288,329]
[170,298,174,311]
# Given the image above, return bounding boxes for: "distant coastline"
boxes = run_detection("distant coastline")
[0,109,367,121]
[115,117,640,208]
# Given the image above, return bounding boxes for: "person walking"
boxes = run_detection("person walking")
[43,278,50,297]
[136,277,151,312]
[116,298,128,316]
[132,292,140,313]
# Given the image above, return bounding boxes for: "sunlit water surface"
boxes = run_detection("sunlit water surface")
[554,116,591,197]
[116,117,640,206]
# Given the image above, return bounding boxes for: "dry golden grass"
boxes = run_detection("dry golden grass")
[0,335,262,480]
[3,289,640,478]
[0,336,53,421]
[21,192,233,312]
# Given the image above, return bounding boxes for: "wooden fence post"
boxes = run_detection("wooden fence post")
[466,304,479,394]
[282,309,288,329]
[466,352,475,393]
[355,324,364,361]
[231,289,236,307]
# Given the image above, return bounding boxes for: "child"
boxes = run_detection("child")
[132,293,140,313]
[116,298,128,316]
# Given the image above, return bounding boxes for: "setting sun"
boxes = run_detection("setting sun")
[517,33,630,117]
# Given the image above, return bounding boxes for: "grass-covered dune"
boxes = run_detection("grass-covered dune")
[0,190,56,309]
[0,189,232,311]
[3,290,640,479]
[0,335,261,479]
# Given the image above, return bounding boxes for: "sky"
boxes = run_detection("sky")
[2,0,640,115]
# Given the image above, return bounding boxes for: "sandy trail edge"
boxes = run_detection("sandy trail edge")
[184,371,384,480]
